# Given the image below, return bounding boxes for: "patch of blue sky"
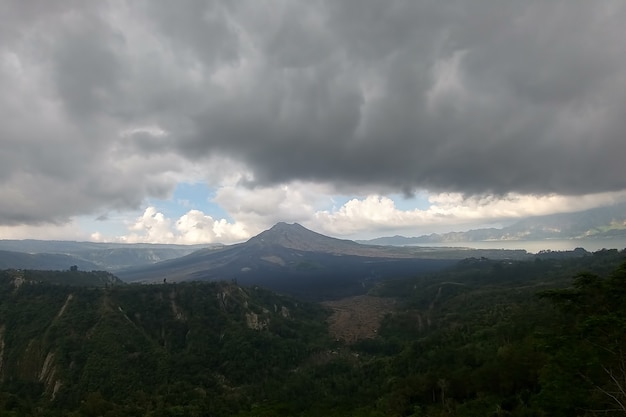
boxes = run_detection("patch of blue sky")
[328,195,352,211]
[388,191,431,211]
[149,182,233,222]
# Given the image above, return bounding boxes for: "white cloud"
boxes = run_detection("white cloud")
[99,188,626,244]
[121,207,176,243]
[427,191,626,219]
[311,190,626,238]
[116,206,250,244]
[213,182,335,228]
[176,210,248,243]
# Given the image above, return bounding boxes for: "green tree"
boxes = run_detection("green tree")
[540,262,626,415]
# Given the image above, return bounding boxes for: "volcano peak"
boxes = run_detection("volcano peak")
[247,222,357,253]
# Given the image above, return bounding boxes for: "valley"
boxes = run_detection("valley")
[1,223,626,415]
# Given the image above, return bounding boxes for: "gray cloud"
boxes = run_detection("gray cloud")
[174,0,626,195]
[1,0,626,225]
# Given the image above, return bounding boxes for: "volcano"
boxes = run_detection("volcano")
[117,223,455,300]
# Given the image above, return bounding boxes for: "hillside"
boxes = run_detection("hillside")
[0,268,123,288]
[0,250,101,271]
[0,240,215,271]
[0,271,330,416]
[1,250,626,415]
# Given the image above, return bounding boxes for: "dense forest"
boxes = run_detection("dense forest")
[1,249,625,416]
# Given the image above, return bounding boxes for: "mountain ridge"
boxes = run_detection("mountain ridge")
[360,202,626,245]
[0,240,218,271]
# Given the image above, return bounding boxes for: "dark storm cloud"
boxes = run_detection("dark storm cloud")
[171,0,626,195]
[0,0,183,225]
[1,0,626,225]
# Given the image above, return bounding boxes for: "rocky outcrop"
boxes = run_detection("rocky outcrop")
[170,290,185,321]
[245,312,269,330]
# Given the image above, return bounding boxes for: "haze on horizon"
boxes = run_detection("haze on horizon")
[1,1,626,244]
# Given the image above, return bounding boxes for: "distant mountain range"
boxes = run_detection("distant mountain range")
[0,223,538,299]
[359,202,626,246]
[3,203,623,297]
[0,225,530,300]
[0,240,217,271]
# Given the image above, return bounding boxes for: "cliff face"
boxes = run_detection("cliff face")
[0,270,329,408]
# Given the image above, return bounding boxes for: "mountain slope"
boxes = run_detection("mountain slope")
[0,240,214,271]
[116,223,459,299]
[0,271,329,415]
[247,222,373,254]
[0,250,100,271]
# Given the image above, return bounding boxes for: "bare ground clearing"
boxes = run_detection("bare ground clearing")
[322,295,397,343]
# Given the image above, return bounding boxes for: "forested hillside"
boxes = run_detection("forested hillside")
[0,271,330,416]
[1,250,626,416]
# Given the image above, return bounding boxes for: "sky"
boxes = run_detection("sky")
[2,0,626,244]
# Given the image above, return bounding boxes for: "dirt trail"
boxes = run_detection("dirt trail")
[322,295,396,343]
